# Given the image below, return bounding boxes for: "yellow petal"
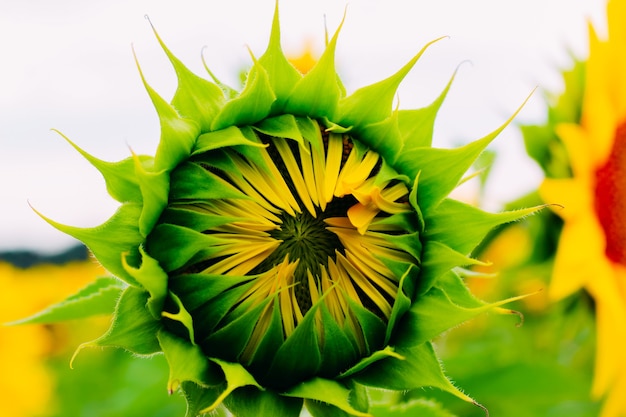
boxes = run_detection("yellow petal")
[583,23,618,165]
[300,141,320,207]
[323,133,344,203]
[587,264,626,400]
[274,138,317,216]
[347,203,378,235]
[335,151,379,197]
[555,123,594,181]
[607,0,626,117]
[539,178,590,221]
[549,215,608,300]
[372,184,411,214]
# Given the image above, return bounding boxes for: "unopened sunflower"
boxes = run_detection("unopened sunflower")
[522,0,626,415]
[27,5,535,416]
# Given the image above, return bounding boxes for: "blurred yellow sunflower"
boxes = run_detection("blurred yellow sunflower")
[540,0,626,414]
[0,250,105,417]
[287,38,318,74]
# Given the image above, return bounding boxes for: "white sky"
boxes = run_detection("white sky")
[0,0,606,252]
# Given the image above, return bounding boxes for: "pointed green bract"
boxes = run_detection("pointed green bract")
[419,241,486,293]
[149,23,226,133]
[205,299,272,361]
[254,114,305,146]
[319,305,360,375]
[283,14,345,118]
[73,287,162,359]
[225,387,303,417]
[193,125,267,155]
[123,247,168,318]
[426,198,540,255]
[397,68,458,150]
[394,280,524,349]
[384,270,414,344]
[162,291,196,343]
[265,301,323,387]
[211,60,276,131]
[158,330,215,392]
[33,203,144,286]
[53,129,146,204]
[30,4,537,417]
[182,383,226,417]
[401,136,497,210]
[259,2,303,114]
[134,52,200,173]
[356,112,403,163]
[370,399,456,417]
[132,157,170,237]
[339,346,404,379]
[337,37,446,131]
[198,358,263,414]
[353,342,474,404]
[284,378,371,417]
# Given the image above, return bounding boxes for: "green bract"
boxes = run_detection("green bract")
[28,5,536,417]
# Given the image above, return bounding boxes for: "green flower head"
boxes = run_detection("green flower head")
[29,4,536,416]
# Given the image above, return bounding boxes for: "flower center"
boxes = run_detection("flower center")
[153,118,421,384]
[252,204,347,312]
[594,121,626,265]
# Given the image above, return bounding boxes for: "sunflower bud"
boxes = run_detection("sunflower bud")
[28,4,536,416]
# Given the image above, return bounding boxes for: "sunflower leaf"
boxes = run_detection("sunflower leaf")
[8,276,123,325]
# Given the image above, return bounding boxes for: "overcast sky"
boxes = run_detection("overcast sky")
[0,0,606,252]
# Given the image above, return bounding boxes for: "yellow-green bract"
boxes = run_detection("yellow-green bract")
[28,4,536,417]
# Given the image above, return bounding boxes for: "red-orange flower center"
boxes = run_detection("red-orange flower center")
[594,121,626,265]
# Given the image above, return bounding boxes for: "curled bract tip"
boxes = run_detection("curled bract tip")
[473,400,490,417]
[69,342,92,370]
